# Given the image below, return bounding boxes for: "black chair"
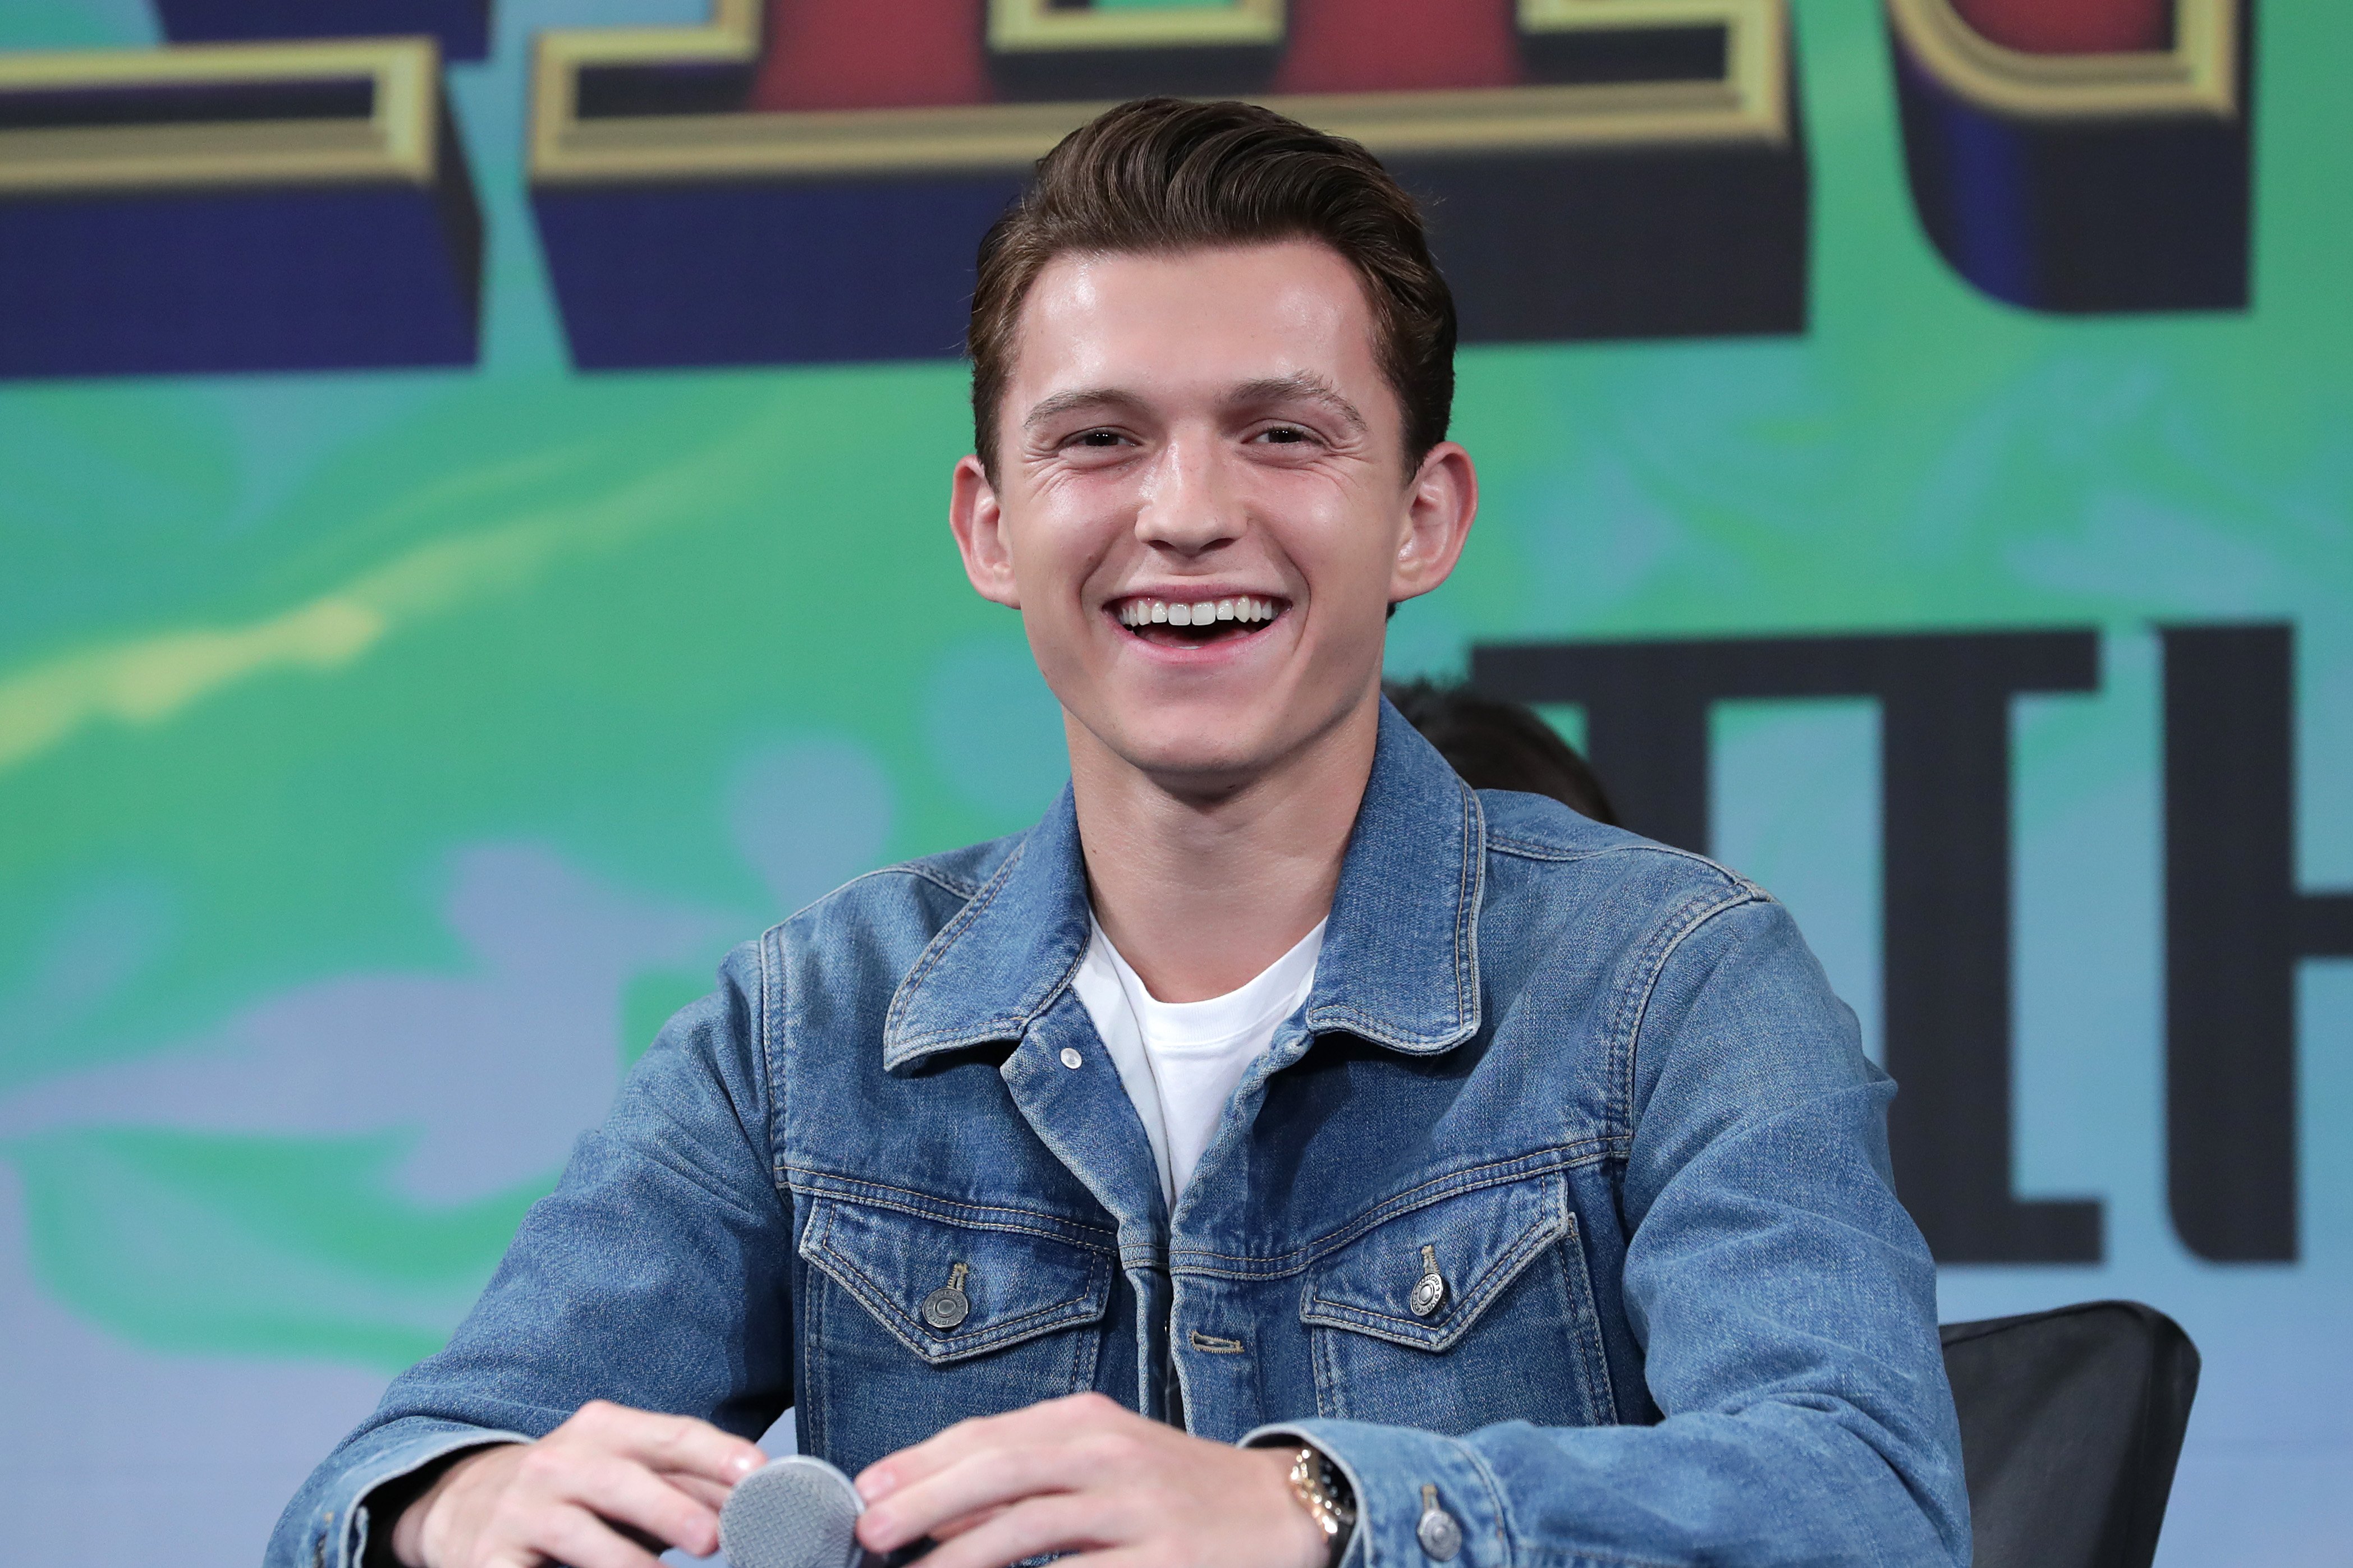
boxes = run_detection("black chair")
[1940,1300,2200,1568]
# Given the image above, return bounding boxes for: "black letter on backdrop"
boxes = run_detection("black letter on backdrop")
[2161,624,2353,1262]
[1473,629,2103,1264]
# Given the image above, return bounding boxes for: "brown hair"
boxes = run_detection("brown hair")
[967,96,1456,480]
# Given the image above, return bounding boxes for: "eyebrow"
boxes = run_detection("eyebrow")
[1021,385,1150,431]
[1019,372,1370,435]
[1226,373,1369,435]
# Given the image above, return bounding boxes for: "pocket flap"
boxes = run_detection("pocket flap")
[1301,1170,1572,1353]
[802,1195,1116,1365]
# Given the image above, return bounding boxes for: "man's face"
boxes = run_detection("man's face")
[950,240,1474,791]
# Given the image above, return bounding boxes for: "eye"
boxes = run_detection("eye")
[1254,424,1314,445]
[1071,428,1127,448]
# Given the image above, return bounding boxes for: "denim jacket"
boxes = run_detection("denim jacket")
[272,703,1969,1567]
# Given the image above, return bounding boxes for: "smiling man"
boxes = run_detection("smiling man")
[272,99,1968,1568]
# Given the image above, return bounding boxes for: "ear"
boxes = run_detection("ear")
[950,454,1022,609]
[1387,441,1477,606]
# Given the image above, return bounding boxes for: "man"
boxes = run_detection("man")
[273,98,1967,1568]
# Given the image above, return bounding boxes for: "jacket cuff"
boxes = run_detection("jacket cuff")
[1244,1419,1508,1568]
[304,1424,528,1568]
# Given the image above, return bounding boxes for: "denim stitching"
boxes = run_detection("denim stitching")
[1309,1314,1343,1418]
[1617,889,1762,1136]
[1298,1177,1567,1350]
[757,862,986,955]
[802,1217,1112,1364]
[802,1203,832,1453]
[1456,780,1484,1037]
[882,838,1029,1051]
[1606,885,1749,1136]
[1066,1292,1103,1392]
[1603,893,1704,1115]
[1169,1146,1607,1274]
[1448,1434,1526,1568]
[759,927,787,1197]
[1299,1189,1561,1345]
[1485,836,1751,885]
[1300,1004,1465,1052]
[1545,1213,1618,1427]
[784,1171,1118,1248]
[891,863,984,900]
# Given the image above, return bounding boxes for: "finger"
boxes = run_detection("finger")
[566,1402,767,1487]
[926,1501,1010,1542]
[859,1444,1085,1552]
[860,1392,1121,1500]
[519,1451,723,1558]
[915,1492,1131,1568]
[520,1502,669,1568]
[663,1472,735,1511]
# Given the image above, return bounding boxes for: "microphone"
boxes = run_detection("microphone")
[719,1455,880,1568]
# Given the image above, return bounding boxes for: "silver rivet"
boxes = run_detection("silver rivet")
[1416,1484,1462,1560]
[921,1262,970,1330]
[1409,1244,1447,1319]
[1059,1046,1083,1069]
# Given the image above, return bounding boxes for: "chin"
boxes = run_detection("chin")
[1120,729,1273,784]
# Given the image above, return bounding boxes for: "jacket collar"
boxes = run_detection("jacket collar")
[882,698,1485,1069]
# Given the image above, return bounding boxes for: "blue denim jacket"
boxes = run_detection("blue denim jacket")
[272,704,1968,1567]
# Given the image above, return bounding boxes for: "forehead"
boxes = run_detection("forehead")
[1010,240,1388,408]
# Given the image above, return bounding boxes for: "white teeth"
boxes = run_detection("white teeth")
[1117,596,1280,627]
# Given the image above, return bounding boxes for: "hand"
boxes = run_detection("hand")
[852,1391,1328,1568]
[390,1400,767,1568]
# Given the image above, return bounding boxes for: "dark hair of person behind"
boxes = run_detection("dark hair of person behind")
[1387,679,1620,826]
[967,96,1457,480]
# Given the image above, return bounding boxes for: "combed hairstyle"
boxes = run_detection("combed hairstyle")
[968,96,1456,481]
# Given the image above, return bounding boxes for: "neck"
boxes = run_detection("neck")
[1070,695,1379,1003]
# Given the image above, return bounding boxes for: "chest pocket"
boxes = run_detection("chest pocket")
[799,1194,1117,1472]
[1301,1168,1617,1433]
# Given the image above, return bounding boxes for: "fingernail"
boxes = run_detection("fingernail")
[732,1452,761,1477]
[855,1466,896,1502]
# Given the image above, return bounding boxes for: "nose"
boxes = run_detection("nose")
[1133,430,1240,557]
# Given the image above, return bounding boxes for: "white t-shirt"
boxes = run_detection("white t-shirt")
[1070,914,1325,1210]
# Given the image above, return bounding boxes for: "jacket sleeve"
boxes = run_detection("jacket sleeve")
[1250,893,1971,1567]
[265,937,795,1568]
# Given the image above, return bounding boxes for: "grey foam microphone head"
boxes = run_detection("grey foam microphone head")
[719,1454,875,1568]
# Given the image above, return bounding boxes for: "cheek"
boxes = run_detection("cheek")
[1006,493,1116,597]
[1265,490,1401,605]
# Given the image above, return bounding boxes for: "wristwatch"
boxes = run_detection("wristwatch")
[1285,1443,1358,1568]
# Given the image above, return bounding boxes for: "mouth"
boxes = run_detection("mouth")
[1109,593,1290,650]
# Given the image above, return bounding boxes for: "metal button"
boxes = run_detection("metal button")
[1416,1484,1462,1560]
[1409,1244,1447,1319]
[921,1262,970,1330]
[1059,1046,1084,1069]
